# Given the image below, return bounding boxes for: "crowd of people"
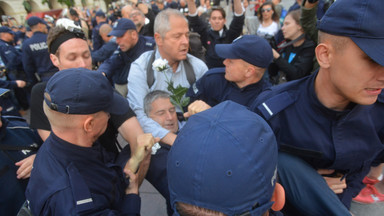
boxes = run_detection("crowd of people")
[1,0,384,215]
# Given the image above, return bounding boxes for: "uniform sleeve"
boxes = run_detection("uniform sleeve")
[0,80,17,89]
[127,55,170,139]
[98,50,124,82]
[91,41,118,64]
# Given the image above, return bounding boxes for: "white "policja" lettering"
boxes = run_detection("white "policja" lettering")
[29,42,48,51]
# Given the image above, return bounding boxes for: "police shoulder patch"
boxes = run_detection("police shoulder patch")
[257,91,296,120]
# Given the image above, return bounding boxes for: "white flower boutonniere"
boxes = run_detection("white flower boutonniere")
[152,58,169,72]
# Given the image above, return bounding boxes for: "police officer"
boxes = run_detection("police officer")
[22,16,58,86]
[98,18,155,97]
[92,10,108,51]
[25,68,156,215]
[251,0,384,215]
[0,26,29,111]
[185,35,272,117]
[0,27,23,74]
[0,88,42,216]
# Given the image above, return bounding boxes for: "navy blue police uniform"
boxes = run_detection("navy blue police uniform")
[92,21,107,51]
[21,31,58,85]
[26,132,140,215]
[0,116,42,216]
[0,38,30,111]
[98,35,155,86]
[0,39,23,73]
[91,37,118,64]
[251,71,384,214]
[186,67,271,107]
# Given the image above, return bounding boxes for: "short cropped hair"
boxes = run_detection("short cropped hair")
[143,90,171,116]
[154,9,188,38]
[318,31,349,52]
[175,202,225,216]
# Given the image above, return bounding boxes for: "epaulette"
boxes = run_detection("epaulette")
[2,115,27,122]
[256,91,296,120]
[205,67,225,76]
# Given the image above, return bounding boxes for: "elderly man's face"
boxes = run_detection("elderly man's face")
[51,38,92,70]
[149,98,178,133]
[156,15,189,64]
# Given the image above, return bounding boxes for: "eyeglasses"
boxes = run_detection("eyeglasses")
[261,8,272,13]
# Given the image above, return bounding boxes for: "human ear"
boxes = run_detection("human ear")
[271,183,285,211]
[83,115,95,133]
[154,32,163,47]
[315,43,331,69]
[50,53,60,68]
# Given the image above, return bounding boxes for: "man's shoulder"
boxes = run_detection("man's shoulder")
[252,78,307,120]
[186,53,208,69]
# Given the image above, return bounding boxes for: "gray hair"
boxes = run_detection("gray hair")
[144,90,171,115]
[154,9,188,38]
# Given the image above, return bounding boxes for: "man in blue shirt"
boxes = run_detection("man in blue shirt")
[26,68,157,215]
[98,18,155,97]
[251,0,384,215]
[22,16,58,86]
[185,35,272,117]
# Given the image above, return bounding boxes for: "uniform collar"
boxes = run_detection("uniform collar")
[47,132,105,164]
[308,71,352,119]
[230,78,270,92]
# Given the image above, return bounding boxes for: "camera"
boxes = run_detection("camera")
[263,34,278,50]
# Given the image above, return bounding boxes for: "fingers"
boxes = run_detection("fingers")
[317,169,335,175]
[124,169,139,194]
[185,100,211,118]
[323,177,347,194]
[15,154,36,179]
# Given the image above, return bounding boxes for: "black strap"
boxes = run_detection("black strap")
[0,144,39,152]
[147,50,196,88]
[277,34,306,50]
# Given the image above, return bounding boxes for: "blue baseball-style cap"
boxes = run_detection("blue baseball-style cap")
[318,0,384,66]
[0,26,14,34]
[215,35,273,68]
[108,18,137,37]
[27,16,46,27]
[95,10,106,17]
[44,68,129,115]
[168,101,278,216]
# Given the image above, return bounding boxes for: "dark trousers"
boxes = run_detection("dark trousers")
[278,152,351,216]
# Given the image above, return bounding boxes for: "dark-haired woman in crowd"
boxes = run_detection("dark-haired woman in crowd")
[268,9,316,85]
[256,2,280,39]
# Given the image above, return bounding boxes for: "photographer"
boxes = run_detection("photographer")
[268,9,315,85]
